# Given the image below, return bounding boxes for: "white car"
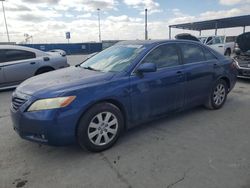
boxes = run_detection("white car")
[198,35,235,56]
[0,45,69,90]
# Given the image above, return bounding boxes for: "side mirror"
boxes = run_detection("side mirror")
[136,63,157,73]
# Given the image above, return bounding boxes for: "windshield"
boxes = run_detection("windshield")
[80,44,145,72]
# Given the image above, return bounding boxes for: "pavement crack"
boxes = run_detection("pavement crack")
[166,168,191,188]
[100,152,132,188]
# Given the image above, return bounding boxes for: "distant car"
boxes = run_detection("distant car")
[233,32,250,78]
[175,33,200,42]
[11,40,237,152]
[0,45,69,90]
[198,35,235,56]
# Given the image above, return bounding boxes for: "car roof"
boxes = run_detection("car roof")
[0,45,46,56]
[116,39,225,59]
[116,39,203,47]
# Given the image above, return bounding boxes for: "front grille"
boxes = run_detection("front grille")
[235,56,250,68]
[12,97,27,111]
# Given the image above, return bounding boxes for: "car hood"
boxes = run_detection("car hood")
[237,32,250,53]
[16,66,115,97]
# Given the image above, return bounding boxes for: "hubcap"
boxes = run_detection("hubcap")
[88,112,118,146]
[213,83,226,106]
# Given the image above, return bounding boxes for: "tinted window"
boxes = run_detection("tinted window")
[0,50,5,63]
[5,50,36,62]
[142,44,180,68]
[204,48,217,60]
[180,43,205,64]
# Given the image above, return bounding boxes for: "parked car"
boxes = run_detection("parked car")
[175,33,200,42]
[198,35,235,56]
[10,40,237,152]
[233,32,250,78]
[0,45,69,90]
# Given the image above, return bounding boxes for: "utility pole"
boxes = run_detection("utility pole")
[97,8,102,42]
[145,8,148,40]
[1,0,10,42]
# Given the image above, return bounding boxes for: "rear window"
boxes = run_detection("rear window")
[4,49,36,62]
[180,43,205,64]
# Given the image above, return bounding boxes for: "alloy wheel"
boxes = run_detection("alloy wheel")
[87,112,118,146]
[213,83,226,106]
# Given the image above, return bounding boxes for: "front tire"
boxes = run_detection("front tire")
[77,103,124,152]
[205,79,228,110]
[35,67,54,75]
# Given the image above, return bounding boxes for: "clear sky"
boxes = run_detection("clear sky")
[0,0,250,43]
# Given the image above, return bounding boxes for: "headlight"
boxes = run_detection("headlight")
[27,96,76,112]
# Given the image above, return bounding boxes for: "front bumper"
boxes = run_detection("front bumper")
[237,67,250,78]
[10,93,81,146]
[234,57,250,78]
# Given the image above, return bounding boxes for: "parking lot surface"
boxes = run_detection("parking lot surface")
[0,55,250,188]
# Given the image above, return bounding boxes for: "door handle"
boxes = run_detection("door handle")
[213,63,219,68]
[176,71,184,78]
[30,62,36,65]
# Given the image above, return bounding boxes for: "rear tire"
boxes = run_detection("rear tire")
[224,49,231,56]
[205,79,228,110]
[77,103,124,152]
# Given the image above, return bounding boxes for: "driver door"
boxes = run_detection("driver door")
[129,44,186,123]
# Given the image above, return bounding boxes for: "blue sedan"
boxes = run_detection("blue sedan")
[10,40,237,152]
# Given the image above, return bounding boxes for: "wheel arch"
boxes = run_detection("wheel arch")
[35,66,55,75]
[224,48,231,56]
[218,76,231,92]
[75,98,128,137]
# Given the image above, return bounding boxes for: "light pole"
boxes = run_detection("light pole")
[97,8,101,42]
[145,8,148,40]
[0,0,10,42]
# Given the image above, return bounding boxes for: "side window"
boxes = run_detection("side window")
[5,50,36,62]
[180,43,205,64]
[206,37,213,45]
[203,48,217,60]
[213,37,222,44]
[0,50,5,63]
[142,44,180,69]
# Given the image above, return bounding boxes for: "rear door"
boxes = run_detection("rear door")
[129,44,185,123]
[2,49,39,84]
[178,43,214,107]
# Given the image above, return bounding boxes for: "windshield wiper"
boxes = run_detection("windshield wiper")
[82,66,100,71]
